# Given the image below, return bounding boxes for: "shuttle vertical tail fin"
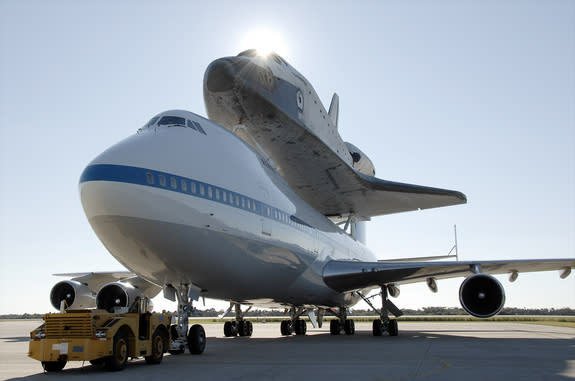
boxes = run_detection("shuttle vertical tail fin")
[328,93,339,129]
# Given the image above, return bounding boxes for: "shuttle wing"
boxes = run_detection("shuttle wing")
[323,258,575,292]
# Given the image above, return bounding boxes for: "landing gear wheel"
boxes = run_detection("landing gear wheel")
[330,319,341,335]
[294,319,307,335]
[238,320,253,337]
[105,330,129,371]
[42,360,66,372]
[145,329,166,364]
[224,321,238,337]
[344,319,355,335]
[372,320,383,336]
[188,324,206,355]
[280,320,293,336]
[388,319,399,336]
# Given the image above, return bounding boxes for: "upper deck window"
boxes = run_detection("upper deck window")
[158,116,186,127]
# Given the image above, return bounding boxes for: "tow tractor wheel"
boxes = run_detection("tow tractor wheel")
[330,319,341,335]
[344,319,355,335]
[105,330,129,371]
[188,324,206,355]
[280,320,293,336]
[388,319,399,336]
[372,320,383,336]
[294,319,307,335]
[42,360,67,372]
[145,329,166,364]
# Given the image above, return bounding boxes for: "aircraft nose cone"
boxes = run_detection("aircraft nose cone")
[205,58,236,92]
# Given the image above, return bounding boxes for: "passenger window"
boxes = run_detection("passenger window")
[208,186,213,199]
[247,199,251,209]
[146,172,155,185]
[266,207,270,216]
[235,195,240,206]
[170,177,177,189]
[159,175,167,187]
[181,179,188,192]
[241,198,246,208]
[199,184,205,196]
[191,182,197,194]
[222,191,227,202]
[215,188,220,200]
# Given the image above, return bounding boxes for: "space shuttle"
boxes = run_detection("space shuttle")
[204,48,466,238]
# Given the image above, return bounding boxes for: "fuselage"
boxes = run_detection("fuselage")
[80,110,376,309]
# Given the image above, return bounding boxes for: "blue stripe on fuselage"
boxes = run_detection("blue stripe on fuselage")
[80,164,312,229]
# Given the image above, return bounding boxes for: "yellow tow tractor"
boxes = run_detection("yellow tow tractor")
[29,297,172,372]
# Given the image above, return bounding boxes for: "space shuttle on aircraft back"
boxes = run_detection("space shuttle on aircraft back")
[204,49,466,228]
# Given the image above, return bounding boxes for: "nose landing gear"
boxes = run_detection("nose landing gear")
[168,284,207,355]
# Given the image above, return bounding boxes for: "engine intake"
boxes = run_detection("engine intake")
[459,274,505,318]
[50,281,96,310]
[96,282,143,312]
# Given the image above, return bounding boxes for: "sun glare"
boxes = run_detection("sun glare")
[239,28,289,58]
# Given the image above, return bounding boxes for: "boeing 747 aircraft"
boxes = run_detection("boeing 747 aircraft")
[51,51,574,358]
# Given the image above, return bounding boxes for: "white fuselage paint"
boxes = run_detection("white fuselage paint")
[80,110,376,309]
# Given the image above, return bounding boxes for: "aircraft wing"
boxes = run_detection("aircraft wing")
[55,272,162,297]
[323,258,575,292]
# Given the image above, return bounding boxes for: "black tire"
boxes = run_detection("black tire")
[188,324,206,355]
[238,320,248,337]
[243,320,253,337]
[330,320,341,335]
[280,320,293,336]
[224,321,237,337]
[372,320,383,336]
[344,319,355,335]
[105,330,129,371]
[388,319,399,336]
[42,360,66,372]
[145,329,166,364]
[294,320,307,335]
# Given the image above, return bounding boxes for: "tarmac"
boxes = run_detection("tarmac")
[1,320,574,380]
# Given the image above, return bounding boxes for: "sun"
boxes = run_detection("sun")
[238,28,289,58]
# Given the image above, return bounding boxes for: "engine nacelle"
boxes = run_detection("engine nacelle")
[459,274,506,318]
[345,142,376,176]
[96,282,144,312]
[50,280,96,310]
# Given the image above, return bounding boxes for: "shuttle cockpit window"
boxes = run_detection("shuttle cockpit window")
[158,116,186,127]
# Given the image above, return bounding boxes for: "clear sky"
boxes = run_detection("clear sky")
[0,0,573,314]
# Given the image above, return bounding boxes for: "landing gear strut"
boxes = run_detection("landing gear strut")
[358,285,402,337]
[223,303,254,337]
[280,307,307,336]
[169,284,206,354]
[328,307,355,335]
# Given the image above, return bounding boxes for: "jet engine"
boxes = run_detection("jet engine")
[459,274,505,318]
[96,282,144,312]
[50,280,96,310]
[345,142,375,176]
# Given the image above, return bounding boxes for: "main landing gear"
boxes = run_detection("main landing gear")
[223,303,254,337]
[328,307,355,335]
[358,285,403,337]
[280,307,308,336]
[168,284,206,355]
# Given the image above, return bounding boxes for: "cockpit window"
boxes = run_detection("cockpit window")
[146,116,159,127]
[158,116,186,127]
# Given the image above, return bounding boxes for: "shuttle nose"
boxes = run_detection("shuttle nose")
[205,58,237,92]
